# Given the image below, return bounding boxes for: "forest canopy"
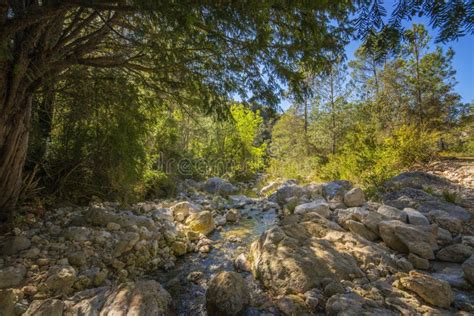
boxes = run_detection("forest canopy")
[0,0,473,225]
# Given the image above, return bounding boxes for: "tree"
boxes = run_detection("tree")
[0,1,359,223]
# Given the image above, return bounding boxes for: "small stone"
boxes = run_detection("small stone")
[234,253,250,272]
[225,209,240,222]
[37,258,49,266]
[68,251,87,267]
[106,222,121,231]
[24,247,40,258]
[324,281,345,297]
[187,271,203,283]
[399,271,453,308]
[171,241,187,256]
[63,226,91,242]
[304,288,322,311]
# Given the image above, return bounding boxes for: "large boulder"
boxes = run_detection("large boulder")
[378,220,437,259]
[202,177,237,196]
[377,205,407,222]
[24,299,64,316]
[436,244,472,263]
[398,271,454,308]
[185,211,215,235]
[247,216,399,295]
[294,200,330,218]
[206,271,250,316]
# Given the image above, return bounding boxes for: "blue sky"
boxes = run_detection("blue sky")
[280,2,474,111]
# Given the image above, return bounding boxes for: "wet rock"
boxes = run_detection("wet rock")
[203,177,238,196]
[171,201,201,222]
[0,266,26,289]
[378,220,437,259]
[185,211,215,235]
[404,208,430,225]
[24,298,64,316]
[436,244,472,263]
[408,253,430,270]
[1,235,31,255]
[276,294,308,316]
[377,205,407,222]
[462,255,474,284]
[398,271,454,308]
[206,271,250,316]
[343,188,365,207]
[294,200,330,218]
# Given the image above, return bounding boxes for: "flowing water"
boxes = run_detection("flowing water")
[155,207,278,315]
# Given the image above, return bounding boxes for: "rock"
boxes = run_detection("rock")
[360,211,387,236]
[171,201,201,222]
[396,257,414,272]
[462,255,474,284]
[99,280,172,315]
[106,222,121,231]
[345,220,378,241]
[259,181,282,196]
[304,288,322,311]
[64,226,91,241]
[225,209,240,222]
[276,295,308,315]
[324,281,345,297]
[275,184,306,205]
[171,241,187,256]
[187,271,204,283]
[24,247,40,258]
[113,232,140,257]
[0,289,21,315]
[378,220,437,259]
[87,206,155,230]
[326,292,397,316]
[462,236,474,248]
[408,253,430,270]
[377,205,407,222]
[322,180,352,201]
[206,271,250,316]
[214,215,226,226]
[404,208,430,225]
[437,227,453,246]
[45,265,77,294]
[202,177,238,196]
[0,266,26,289]
[294,200,330,218]
[185,211,215,235]
[68,251,87,267]
[343,188,365,207]
[248,220,367,295]
[399,271,454,308]
[24,299,64,316]
[1,235,31,255]
[234,253,250,272]
[437,244,472,263]
[428,210,464,234]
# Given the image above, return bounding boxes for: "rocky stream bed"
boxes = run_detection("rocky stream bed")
[1,168,474,315]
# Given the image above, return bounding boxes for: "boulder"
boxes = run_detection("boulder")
[437,227,453,246]
[399,271,454,308]
[248,219,368,295]
[259,181,282,196]
[378,220,437,259]
[225,209,241,222]
[322,180,352,200]
[276,295,308,315]
[206,271,250,316]
[462,255,474,284]
[170,201,201,222]
[202,177,238,196]
[0,289,21,315]
[404,208,430,225]
[185,211,215,235]
[326,292,398,316]
[377,205,407,222]
[343,188,365,207]
[294,200,330,218]
[171,241,187,256]
[275,184,306,205]
[0,266,26,289]
[428,210,464,234]
[113,232,140,257]
[345,220,378,241]
[408,253,430,270]
[0,236,31,255]
[436,244,472,263]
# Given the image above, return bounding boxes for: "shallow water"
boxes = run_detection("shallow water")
[154,207,278,315]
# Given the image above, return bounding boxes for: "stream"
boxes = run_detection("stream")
[155,206,278,315]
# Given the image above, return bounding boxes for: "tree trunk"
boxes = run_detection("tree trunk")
[0,93,32,225]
